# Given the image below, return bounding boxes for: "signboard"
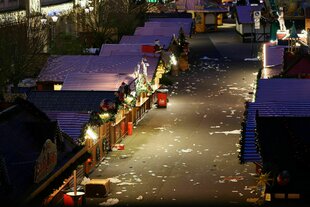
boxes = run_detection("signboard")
[34,139,57,183]
[253,11,261,30]
[195,12,205,33]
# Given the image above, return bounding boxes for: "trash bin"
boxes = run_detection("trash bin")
[64,192,85,207]
[63,185,85,206]
[156,88,168,108]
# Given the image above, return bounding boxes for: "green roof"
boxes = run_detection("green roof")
[289,22,299,39]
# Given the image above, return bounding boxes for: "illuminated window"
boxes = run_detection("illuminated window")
[53,84,62,91]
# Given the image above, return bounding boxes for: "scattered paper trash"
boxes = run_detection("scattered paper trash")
[200,56,219,61]
[136,195,143,200]
[213,130,241,135]
[99,198,119,206]
[108,177,121,183]
[181,149,193,153]
[80,177,91,185]
[244,57,259,61]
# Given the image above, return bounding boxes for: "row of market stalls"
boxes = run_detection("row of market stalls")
[0,15,193,206]
[238,21,310,201]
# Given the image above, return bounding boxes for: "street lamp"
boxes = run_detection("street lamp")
[40,13,58,52]
[51,13,58,23]
[50,13,58,44]
[40,17,47,25]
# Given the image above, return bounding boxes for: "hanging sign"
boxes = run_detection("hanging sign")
[253,11,261,30]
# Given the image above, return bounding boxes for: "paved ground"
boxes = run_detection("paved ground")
[87,23,263,207]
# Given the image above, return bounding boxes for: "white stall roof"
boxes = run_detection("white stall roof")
[99,44,159,56]
[134,26,180,37]
[119,35,172,49]
[149,18,193,24]
[38,55,159,82]
[144,21,191,36]
[62,73,135,91]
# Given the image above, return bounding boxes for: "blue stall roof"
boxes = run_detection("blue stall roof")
[28,91,116,112]
[256,79,310,103]
[47,111,90,143]
[240,102,310,163]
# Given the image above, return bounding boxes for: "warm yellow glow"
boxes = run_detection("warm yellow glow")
[125,96,134,104]
[54,84,62,91]
[86,127,98,140]
[263,43,267,68]
[170,54,177,66]
[99,113,110,120]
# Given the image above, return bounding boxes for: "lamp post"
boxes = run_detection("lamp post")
[40,12,58,53]
[51,13,58,42]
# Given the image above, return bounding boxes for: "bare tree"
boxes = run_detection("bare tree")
[47,0,149,52]
[0,15,48,96]
[73,0,149,47]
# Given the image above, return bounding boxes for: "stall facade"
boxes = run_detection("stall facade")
[27,91,121,173]
[235,5,270,42]
[175,0,228,32]
[0,98,88,207]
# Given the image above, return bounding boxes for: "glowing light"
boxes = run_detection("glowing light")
[51,14,58,22]
[170,54,177,66]
[80,0,87,7]
[54,84,62,91]
[86,127,98,140]
[125,96,134,104]
[263,43,267,68]
[99,113,110,120]
[130,91,136,97]
[41,18,47,24]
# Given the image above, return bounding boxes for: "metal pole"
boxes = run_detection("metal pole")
[74,170,77,196]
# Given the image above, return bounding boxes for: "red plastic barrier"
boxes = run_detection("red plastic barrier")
[128,122,133,135]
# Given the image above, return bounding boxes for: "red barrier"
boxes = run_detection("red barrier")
[128,122,133,135]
